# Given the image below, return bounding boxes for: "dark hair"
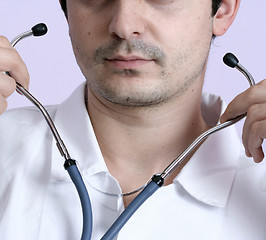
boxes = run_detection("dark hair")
[60,0,222,17]
[60,0,67,15]
[212,0,222,16]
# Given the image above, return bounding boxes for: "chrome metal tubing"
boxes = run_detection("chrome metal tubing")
[10,30,33,46]
[161,59,255,181]
[7,29,71,160]
[160,114,246,179]
[236,63,255,86]
[15,82,71,160]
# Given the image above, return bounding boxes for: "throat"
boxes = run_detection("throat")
[104,125,208,208]
[86,85,210,207]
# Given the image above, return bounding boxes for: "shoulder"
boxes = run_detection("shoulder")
[223,153,266,238]
[234,152,266,193]
[0,105,58,133]
[228,151,266,213]
[0,105,58,164]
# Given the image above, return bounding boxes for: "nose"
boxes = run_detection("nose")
[109,1,146,40]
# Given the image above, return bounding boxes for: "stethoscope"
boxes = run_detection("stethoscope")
[5,23,256,240]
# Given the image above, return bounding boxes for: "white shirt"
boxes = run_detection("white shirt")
[1,83,266,240]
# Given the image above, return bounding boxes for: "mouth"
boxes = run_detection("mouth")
[105,55,154,69]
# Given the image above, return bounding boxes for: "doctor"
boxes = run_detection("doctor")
[1,0,266,239]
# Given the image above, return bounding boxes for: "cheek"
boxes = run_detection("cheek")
[67,4,106,48]
[68,16,107,74]
[159,16,213,82]
[167,12,212,54]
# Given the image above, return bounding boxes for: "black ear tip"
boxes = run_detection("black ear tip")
[223,52,239,68]
[31,23,48,37]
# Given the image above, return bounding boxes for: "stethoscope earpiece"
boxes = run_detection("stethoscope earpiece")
[223,52,239,68]
[31,23,48,37]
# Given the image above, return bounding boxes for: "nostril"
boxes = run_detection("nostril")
[132,32,141,37]
[110,32,124,41]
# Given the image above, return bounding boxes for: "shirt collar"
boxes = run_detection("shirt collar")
[175,93,242,208]
[51,85,242,207]
[51,83,108,182]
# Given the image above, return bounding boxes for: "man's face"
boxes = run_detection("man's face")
[66,0,214,107]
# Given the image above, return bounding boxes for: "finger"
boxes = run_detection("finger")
[0,36,12,48]
[0,48,29,89]
[220,80,266,123]
[247,120,266,163]
[0,73,17,98]
[0,95,8,115]
[242,103,266,155]
[250,146,264,163]
[0,45,29,89]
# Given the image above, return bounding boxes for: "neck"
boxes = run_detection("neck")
[86,80,209,201]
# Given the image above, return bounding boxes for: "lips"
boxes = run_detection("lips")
[105,55,153,69]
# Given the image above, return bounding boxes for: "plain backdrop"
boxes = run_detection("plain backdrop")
[1,1,266,142]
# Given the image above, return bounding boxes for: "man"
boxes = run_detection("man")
[1,0,266,239]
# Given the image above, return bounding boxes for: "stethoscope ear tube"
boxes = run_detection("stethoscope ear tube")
[65,160,93,240]
[8,24,93,240]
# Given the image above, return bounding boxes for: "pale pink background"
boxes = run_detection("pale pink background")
[1,1,266,140]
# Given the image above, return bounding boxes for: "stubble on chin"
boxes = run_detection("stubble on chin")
[76,37,209,108]
[83,39,173,107]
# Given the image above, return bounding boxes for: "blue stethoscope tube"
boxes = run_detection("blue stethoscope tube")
[65,161,163,240]
[8,24,256,240]
[64,160,93,240]
[101,175,164,240]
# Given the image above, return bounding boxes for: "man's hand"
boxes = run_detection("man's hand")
[220,79,266,163]
[0,36,29,114]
